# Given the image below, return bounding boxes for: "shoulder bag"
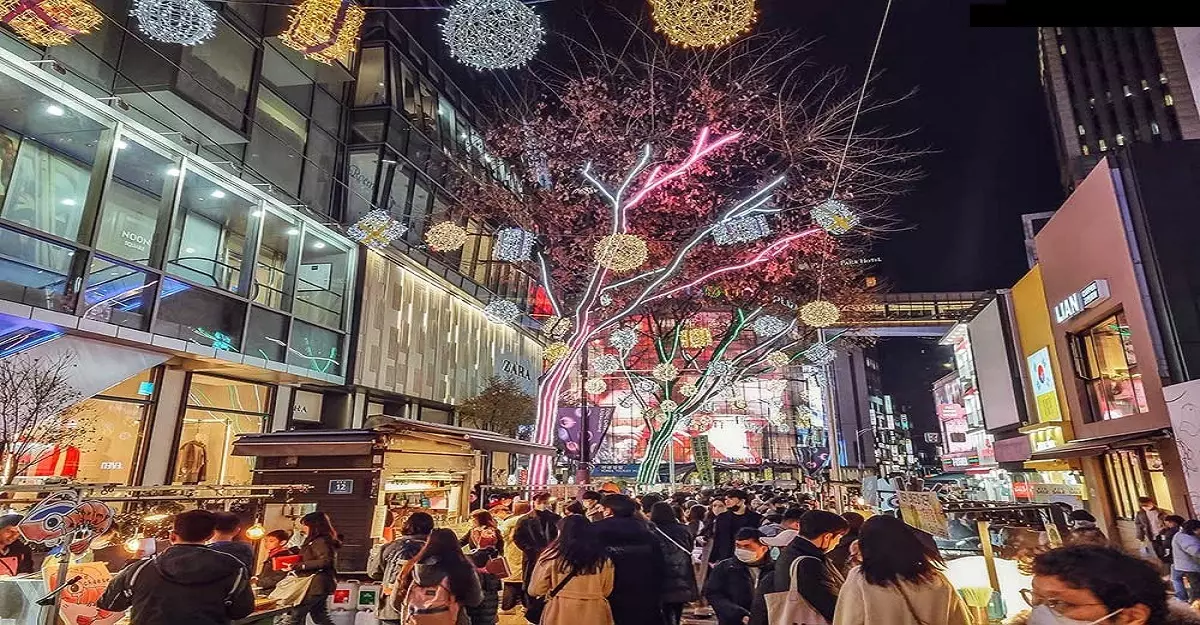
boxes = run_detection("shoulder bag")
[763,556,829,625]
[525,567,580,624]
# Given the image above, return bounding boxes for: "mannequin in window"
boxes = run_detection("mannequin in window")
[176,431,208,484]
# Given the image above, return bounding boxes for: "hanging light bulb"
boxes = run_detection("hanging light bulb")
[245,523,266,540]
[124,537,143,553]
[279,0,365,65]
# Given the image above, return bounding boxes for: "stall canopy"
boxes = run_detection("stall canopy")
[1026,431,1166,462]
[365,415,556,456]
[232,430,378,457]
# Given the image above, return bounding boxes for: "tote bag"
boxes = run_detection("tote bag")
[269,573,316,606]
[764,556,830,625]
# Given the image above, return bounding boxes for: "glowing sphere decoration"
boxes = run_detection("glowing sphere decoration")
[544,341,569,363]
[733,398,748,410]
[483,300,521,324]
[660,400,679,413]
[593,234,648,273]
[0,0,101,46]
[803,343,836,366]
[599,293,614,307]
[591,354,622,376]
[712,214,771,246]
[636,379,658,393]
[708,360,734,377]
[753,315,788,338]
[653,362,679,382]
[425,221,468,252]
[680,326,714,349]
[610,327,638,352]
[132,0,215,45]
[541,315,572,339]
[348,209,407,249]
[691,413,715,432]
[766,411,787,427]
[279,0,365,65]
[679,383,699,398]
[766,378,788,394]
[648,0,757,49]
[799,300,841,328]
[493,227,537,262]
[766,351,790,369]
[811,198,860,235]
[442,0,543,70]
[584,378,607,395]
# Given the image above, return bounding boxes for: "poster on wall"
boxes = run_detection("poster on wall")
[896,491,950,538]
[1164,378,1200,516]
[1027,347,1063,422]
[693,435,715,486]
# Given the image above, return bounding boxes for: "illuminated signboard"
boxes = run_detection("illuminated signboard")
[1054,280,1110,324]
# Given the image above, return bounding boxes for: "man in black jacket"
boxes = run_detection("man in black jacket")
[708,489,764,564]
[771,510,848,624]
[704,528,774,625]
[512,491,562,583]
[594,494,667,625]
[99,509,254,625]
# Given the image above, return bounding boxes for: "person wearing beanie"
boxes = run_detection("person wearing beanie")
[0,513,34,575]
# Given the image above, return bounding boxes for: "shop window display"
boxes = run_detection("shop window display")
[152,277,245,350]
[1075,312,1149,421]
[82,256,157,330]
[175,374,271,486]
[1104,448,1150,520]
[0,224,77,311]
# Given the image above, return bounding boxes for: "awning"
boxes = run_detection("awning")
[232,431,378,457]
[1027,430,1167,461]
[365,415,557,456]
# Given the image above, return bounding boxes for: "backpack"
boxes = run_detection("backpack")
[382,539,425,595]
[472,526,500,549]
[402,577,459,625]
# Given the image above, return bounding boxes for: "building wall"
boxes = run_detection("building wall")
[1012,266,1073,428]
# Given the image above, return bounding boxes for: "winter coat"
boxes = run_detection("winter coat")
[527,554,614,625]
[257,547,298,592]
[466,569,502,625]
[826,531,858,575]
[1004,600,1200,625]
[208,540,256,572]
[97,544,255,625]
[592,516,666,625]
[652,521,699,604]
[773,536,843,623]
[832,567,970,625]
[703,555,774,625]
[709,510,764,563]
[1175,533,1200,573]
[1136,506,1171,541]
[461,525,504,552]
[499,516,525,583]
[514,509,561,583]
[294,535,339,598]
[392,558,484,625]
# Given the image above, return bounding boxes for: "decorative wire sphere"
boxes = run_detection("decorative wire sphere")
[700,401,717,412]
[541,315,572,340]
[425,221,468,252]
[795,406,814,428]
[279,0,365,64]
[651,362,678,382]
[679,383,699,398]
[803,343,836,366]
[610,327,638,352]
[766,351,791,369]
[660,400,679,414]
[493,227,537,262]
[483,300,521,324]
[132,0,215,45]
[733,398,749,410]
[753,315,788,338]
[799,300,841,328]
[442,0,544,70]
[0,0,102,46]
[708,360,734,377]
[648,0,757,49]
[544,341,570,363]
[766,411,787,427]
[348,209,407,249]
[636,379,658,393]
[584,378,607,395]
[599,293,614,307]
[593,234,649,273]
[591,353,623,375]
[680,326,714,349]
[811,198,861,235]
[691,413,715,432]
[766,378,788,394]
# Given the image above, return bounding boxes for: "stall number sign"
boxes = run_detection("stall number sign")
[329,479,354,495]
[1054,280,1110,324]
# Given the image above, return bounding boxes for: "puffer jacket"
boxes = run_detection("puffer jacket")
[97,544,255,625]
[294,535,339,598]
[1004,600,1200,625]
[466,569,502,625]
[652,521,699,604]
[370,534,428,621]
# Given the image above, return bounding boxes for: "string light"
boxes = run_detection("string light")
[584,378,607,395]
[279,0,365,65]
[0,0,102,46]
[541,315,572,339]
[610,327,638,352]
[649,0,757,49]
[712,214,771,246]
[803,343,836,366]
[425,221,468,252]
[544,341,569,363]
[653,362,679,382]
[483,300,521,324]
[493,227,537,262]
[680,326,714,349]
[442,0,544,70]
[660,400,679,413]
[766,351,790,369]
[753,315,787,338]
[811,199,860,235]
[679,383,699,397]
[593,234,649,272]
[592,354,622,375]
[132,0,215,45]
[347,209,407,249]
[636,379,658,393]
[799,300,841,328]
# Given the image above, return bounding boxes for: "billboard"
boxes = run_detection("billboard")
[1027,347,1063,422]
[969,299,1024,430]
[556,406,614,461]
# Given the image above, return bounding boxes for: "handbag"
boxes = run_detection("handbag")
[524,568,579,624]
[269,573,316,606]
[485,556,511,578]
[764,556,830,625]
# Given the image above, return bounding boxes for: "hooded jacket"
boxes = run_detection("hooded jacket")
[592,516,666,625]
[98,543,255,625]
[390,558,484,625]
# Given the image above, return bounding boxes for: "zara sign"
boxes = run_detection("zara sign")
[1054,280,1110,324]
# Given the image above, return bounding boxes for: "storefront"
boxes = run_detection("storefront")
[1034,159,1188,546]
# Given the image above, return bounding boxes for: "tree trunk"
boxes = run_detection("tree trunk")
[638,423,675,485]
[0,439,12,486]
[528,358,572,485]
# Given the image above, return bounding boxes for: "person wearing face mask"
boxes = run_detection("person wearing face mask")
[1006,544,1195,625]
[704,528,775,625]
[771,510,848,624]
[581,491,605,522]
[514,492,562,603]
[709,489,764,565]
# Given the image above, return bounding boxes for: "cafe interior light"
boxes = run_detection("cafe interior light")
[245,523,266,540]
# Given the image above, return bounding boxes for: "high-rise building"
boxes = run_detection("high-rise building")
[1037,27,1200,191]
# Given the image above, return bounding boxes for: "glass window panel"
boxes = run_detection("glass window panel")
[346,151,379,223]
[82,256,157,330]
[0,118,104,242]
[406,177,431,244]
[97,368,158,400]
[1082,312,1149,420]
[16,397,148,485]
[94,135,179,264]
[355,47,388,106]
[175,408,263,485]
[294,231,348,328]
[247,87,307,196]
[187,373,271,413]
[288,319,343,375]
[385,164,413,216]
[419,80,437,134]
[398,56,420,121]
[437,95,455,147]
[166,169,255,293]
[152,277,245,350]
[177,22,254,130]
[0,224,77,312]
[301,128,336,217]
[47,0,123,92]
[252,208,297,310]
[245,306,288,363]
[313,87,341,134]
[261,44,313,115]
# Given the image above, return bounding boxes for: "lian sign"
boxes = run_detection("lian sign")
[1054,280,1110,324]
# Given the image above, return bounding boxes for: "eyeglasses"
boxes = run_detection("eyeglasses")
[1020,589,1108,615]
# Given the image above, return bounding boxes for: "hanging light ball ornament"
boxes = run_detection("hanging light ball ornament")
[279,0,365,64]
[799,300,841,328]
[660,400,679,414]
[636,379,658,393]
[348,209,407,249]
[649,0,757,49]
[766,351,791,369]
[766,378,788,394]
[584,378,607,395]
[753,315,788,338]
[593,234,648,273]
[653,362,679,382]
[709,360,734,377]
[0,0,102,46]
[803,343,837,366]
[442,0,544,70]
[610,327,638,352]
[544,341,569,363]
[733,398,749,410]
[811,198,861,235]
[679,383,699,398]
[541,315,572,339]
[680,326,714,349]
[132,0,215,45]
[483,300,521,324]
[425,221,468,252]
[691,413,715,432]
[591,354,623,376]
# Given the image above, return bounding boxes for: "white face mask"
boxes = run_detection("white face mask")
[734,548,761,563]
[1027,605,1120,625]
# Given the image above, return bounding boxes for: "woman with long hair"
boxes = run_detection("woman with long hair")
[462,509,503,551]
[527,515,613,625]
[832,515,969,625]
[392,528,483,625]
[499,501,531,613]
[283,512,342,625]
[650,502,699,625]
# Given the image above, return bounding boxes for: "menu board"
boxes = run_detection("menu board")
[896,491,950,538]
